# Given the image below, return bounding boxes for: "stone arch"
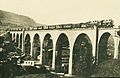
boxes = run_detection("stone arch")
[98,32,114,63]
[55,33,70,73]
[16,33,19,47]
[72,33,93,76]
[32,33,41,60]
[42,33,53,66]
[24,34,31,60]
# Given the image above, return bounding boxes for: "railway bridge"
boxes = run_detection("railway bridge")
[8,24,120,76]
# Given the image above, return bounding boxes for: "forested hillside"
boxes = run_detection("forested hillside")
[0,10,40,35]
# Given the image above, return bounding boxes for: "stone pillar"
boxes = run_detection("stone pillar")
[14,34,16,43]
[12,33,14,41]
[18,33,20,48]
[22,30,25,52]
[94,28,99,64]
[114,37,119,59]
[68,44,73,75]
[93,27,99,65]
[66,35,74,76]
[51,41,56,70]
[92,35,97,64]
[30,37,33,56]
[16,34,19,47]
[40,40,43,64]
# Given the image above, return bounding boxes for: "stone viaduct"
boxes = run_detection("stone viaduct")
[8,24,120,76]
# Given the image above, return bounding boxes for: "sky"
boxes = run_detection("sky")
[0,0,120,26]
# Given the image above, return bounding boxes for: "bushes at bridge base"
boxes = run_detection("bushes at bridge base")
[91,59,120,77]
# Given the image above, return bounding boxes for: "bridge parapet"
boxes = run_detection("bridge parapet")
[8,24,95,31]
[8,19,114,31]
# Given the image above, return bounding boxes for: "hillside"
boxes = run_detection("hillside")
[0,10,43,35]
[0,10,37,27]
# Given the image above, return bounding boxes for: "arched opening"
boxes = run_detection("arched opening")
[98,33,114,63]
[24,34,31,59]
[42,34,53,66]
[32,34,40,60]
[55,33,70,73]
[72,33,93,76]
[20,34,22,49]
[9,33,12,42]
[16,34,19,47]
